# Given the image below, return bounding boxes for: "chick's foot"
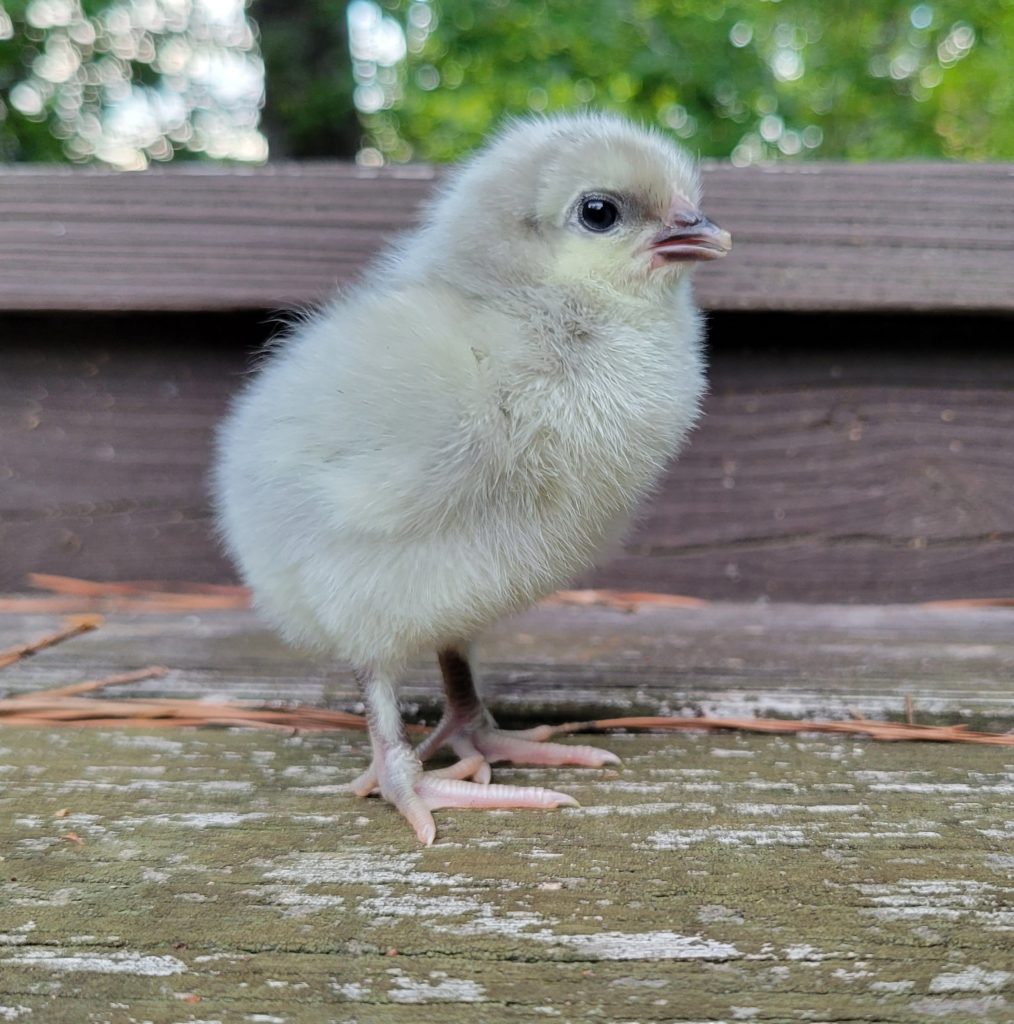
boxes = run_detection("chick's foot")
[351,747,577,845]
[417,718,620,786]
[429,649,620,784]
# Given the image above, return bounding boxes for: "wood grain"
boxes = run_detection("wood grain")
[1,603,1011,729]
[3,728,1011,1023]
[2,161,1013,313]
[0,603,1011,1022]
[2,313,1012,602]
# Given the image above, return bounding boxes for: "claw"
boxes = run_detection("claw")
[348,764,378,797]
[391,774,578,846]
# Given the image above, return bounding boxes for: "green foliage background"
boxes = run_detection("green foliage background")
[366,0,1014,163]
[1,0,1012,165]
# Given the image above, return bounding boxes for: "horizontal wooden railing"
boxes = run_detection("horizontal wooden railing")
[2,160,1012,601]
[4,161,1013,314]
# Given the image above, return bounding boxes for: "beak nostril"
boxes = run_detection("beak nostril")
[665,196,705,230]
[670,211,703,229]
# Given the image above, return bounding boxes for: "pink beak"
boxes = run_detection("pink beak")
[648,196,732,268]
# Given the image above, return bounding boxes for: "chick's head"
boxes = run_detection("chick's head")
[413,112,731,299]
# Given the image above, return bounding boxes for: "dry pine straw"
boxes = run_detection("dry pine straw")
[0,578,1011,746]
[0,574,714,615]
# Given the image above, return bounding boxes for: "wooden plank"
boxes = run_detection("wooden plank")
[3,161,1014,314]
[0,603,1011,1022]
[3,730,1010,1023]
[1,603,1012,728]
[2,313,1013,602]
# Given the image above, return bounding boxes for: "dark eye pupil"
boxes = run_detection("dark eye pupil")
[580,197,619,231]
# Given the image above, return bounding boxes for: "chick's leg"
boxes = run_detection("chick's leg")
[412,646,619,783]
[350,666,577,845]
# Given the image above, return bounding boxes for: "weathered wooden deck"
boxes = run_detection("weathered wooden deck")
[2,601,1011,1022]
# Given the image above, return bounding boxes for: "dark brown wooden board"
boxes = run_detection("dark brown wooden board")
[2,312,1012,602]
[2,161,1013,314]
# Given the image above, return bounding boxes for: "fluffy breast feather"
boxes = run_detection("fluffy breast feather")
[214,282,704,667]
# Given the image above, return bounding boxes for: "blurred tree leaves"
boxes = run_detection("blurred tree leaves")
[2,0,1012,165]
[364,0,1014,163]
[0,0,264,167]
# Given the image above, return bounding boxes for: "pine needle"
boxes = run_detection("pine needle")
[544,589,708,611]
[27,574,246,599]
[0,686,412,734]
[3,574,1012,615]
[546,715,1014,747]
[0,615,103,671]
[1,669,1009,745]
[5,575,712,615]
[921,597,1014,609]
[24,666,170,699]
[1,595,1010,746]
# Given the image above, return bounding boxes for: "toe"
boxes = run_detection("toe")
[348,765,379,797]
[416,777,578,811]
[395,792,438,846]
[511,724,556,741]
[447,737,492,783]
[412,813,437,847]
[478,733,620,769]
[429,754,488,782]
[572,744,621,767]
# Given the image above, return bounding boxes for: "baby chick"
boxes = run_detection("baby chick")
[214,112,731,845]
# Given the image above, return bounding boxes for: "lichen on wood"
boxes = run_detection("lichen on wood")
[1,727,1010,1023]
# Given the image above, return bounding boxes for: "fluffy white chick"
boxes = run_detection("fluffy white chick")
[214,112,731,845]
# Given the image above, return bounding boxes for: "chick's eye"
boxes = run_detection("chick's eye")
[578,196,619,232]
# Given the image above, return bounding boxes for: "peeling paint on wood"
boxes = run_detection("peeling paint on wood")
[0,728,1011,1022]
[1,602,1012,1022]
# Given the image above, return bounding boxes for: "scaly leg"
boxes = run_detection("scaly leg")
[412,645,619,783]
[349,666,576,845]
